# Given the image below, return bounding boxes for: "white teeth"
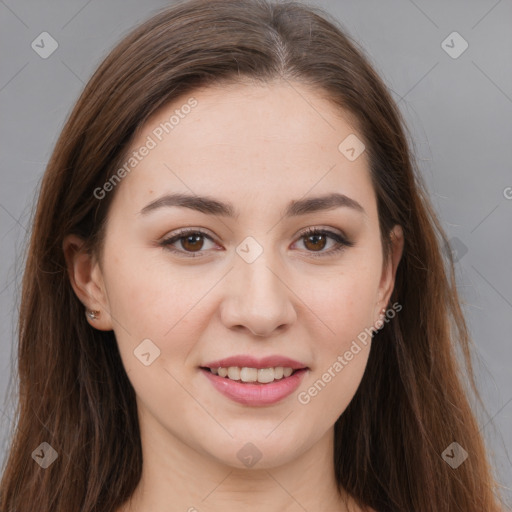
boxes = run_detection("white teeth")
[209,366,298,383]
[257,368,275,383]
[240,367,258,382]
[274,366,284,379]
[227,367,240,380]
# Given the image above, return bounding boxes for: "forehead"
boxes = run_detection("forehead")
[110,80,376,218]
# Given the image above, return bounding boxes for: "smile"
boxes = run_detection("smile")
[208,366,295,383]
[200,367,308,406]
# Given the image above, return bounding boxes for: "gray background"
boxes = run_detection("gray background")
[1,0,511,505]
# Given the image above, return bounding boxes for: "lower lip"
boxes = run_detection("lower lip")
[201,368,307,406]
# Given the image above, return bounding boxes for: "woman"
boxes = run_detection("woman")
[0,0,504,510]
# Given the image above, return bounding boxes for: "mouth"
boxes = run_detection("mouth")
[199,355,309,405]
[200,365,305,384]
[199,357,309,406]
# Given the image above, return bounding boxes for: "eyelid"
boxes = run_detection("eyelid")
[295,225,349,242]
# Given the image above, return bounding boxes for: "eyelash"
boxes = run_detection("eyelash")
[159,227,354,259]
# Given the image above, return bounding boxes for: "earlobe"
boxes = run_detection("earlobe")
[62,234,113,331]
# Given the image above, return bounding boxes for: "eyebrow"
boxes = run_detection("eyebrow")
[138,192,366,218]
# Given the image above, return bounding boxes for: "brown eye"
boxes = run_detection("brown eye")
[295,228,354,258]
[303,232,327,252]
[160,229,216,258]
[180,233,205,252]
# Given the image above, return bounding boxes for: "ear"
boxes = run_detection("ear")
[62,234,113,331]
[374,224,404,321]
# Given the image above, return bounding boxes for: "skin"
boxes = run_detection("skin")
[63,80,403,512]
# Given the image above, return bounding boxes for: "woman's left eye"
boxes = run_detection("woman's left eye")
[293,228,354,258]
[160,228,353,258]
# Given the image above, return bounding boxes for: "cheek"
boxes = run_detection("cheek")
[301,344,371,428]
[296,272,377,419]
[296,254,382,416]
[301,263,381,351]
[102,249,208,369]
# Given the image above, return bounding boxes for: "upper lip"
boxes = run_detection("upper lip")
[201,355,308,370]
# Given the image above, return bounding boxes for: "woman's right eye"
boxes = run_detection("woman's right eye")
[160,229,217,258]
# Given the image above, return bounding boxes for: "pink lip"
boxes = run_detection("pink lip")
[202,355,307,370]
[201,367,308,406]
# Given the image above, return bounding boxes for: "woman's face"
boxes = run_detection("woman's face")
[70,81,402,469]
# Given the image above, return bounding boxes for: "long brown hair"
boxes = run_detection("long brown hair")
[0,1,503,510]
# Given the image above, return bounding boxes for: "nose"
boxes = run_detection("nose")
[219,251,297,338]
